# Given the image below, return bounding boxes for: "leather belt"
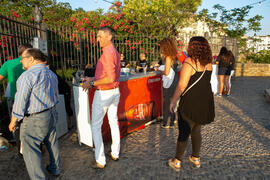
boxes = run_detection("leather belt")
[97,86,119,91]
[25,106,55,117]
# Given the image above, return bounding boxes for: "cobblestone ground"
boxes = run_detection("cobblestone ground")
[1,77,270,180]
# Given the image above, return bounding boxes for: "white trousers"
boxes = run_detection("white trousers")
[91,88,120,166]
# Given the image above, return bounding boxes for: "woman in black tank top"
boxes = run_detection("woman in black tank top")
[168,36,215,171]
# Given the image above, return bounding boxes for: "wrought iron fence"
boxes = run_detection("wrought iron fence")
[0,15,44,65]
[0,14,238,98]
[47,28,165,71]
[178,32,238,59]
[0,15,46,98]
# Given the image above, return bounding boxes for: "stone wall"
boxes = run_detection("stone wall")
[235,63,270,76]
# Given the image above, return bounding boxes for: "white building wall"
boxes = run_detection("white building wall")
[246,36,270,52]
[181,20,212,37]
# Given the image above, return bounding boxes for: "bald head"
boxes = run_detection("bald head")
[21,48,47,70]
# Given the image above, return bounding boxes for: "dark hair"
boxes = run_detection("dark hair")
[18,44,32,56]
[25,48,47,62]
[228,50,235,65]
[99,26,115,39]
[218,47,228,56]
[218,47,230,63]
[187,36,212,66]
[159,38,177,60]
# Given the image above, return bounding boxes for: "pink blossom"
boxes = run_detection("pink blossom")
[6,56,14,60]
[12,11,20,18]
[115,1,121,7]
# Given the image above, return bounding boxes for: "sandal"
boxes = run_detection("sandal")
[168,158,181,172]
[161,124,170,129]
[189,155,200,168]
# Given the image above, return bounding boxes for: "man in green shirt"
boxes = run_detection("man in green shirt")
[0,44,32,146]
[0,44,32,108]
[0,57,24,99]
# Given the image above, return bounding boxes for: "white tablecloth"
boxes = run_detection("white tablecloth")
[55,94,68,138]
[73,86,93,147]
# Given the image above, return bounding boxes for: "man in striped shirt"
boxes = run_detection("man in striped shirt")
[0,44,32,148]
[9,48,61,180]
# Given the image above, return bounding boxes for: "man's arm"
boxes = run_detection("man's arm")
[11,73,32,121]
[9,116,18,132]
[0,61,8,81]
[82,76,114,90]
[0,75,4,81]
[136,60,143,70]
[0,75,4,96]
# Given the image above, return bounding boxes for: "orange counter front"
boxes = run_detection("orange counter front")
[87,72,162,142]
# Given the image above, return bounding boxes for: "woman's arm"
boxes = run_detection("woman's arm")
[215,56,220,64]
[170,58,194,113]
[164,56,173,76]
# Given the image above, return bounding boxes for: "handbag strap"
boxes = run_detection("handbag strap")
[181,66,206,97]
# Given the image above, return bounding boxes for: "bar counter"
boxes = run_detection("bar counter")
[73,71,163,147]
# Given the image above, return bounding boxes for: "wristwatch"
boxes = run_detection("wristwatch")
[89,80,95,88]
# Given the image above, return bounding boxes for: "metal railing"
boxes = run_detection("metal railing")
[1,14,238,70]
[0,15,46,65]
[0,14,238,98]
[47,28,165,70]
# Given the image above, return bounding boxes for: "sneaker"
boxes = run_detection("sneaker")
[225,94,230,97]
[110,152,119,161]
[160,124,170,129]
[90,161,105,169]
[216,94,222,97]
[106,151,119,161]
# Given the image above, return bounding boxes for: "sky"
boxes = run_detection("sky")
[57,0,270,36]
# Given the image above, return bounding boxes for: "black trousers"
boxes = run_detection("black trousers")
[175,112,202,160]
[162,71,179,126]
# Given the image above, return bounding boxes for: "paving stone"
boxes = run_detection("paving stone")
[1,77,270,179]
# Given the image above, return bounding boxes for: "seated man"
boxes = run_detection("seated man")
[120,53,130,68]
[136,53,148,73]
